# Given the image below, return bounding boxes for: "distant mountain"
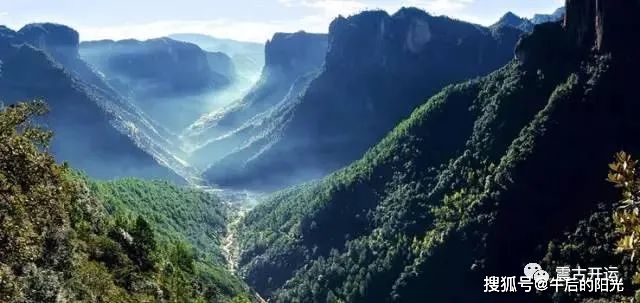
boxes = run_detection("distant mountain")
[531,7,566,24]
[170,33,264,83]
[203,8,524,190]
[493,7,565,32]
[492,11,535,32]
[184,31,328,168]
[0,23,187,183]
[206,51,236,80]
[80,38,230,97]
[79,37,236,131]
[236,0,640,301]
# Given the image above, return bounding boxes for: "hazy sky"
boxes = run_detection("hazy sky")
[0,0,564,43]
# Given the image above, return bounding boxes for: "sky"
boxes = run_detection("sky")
[0,0,564,43]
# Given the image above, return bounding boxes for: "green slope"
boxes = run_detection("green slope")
[237,1,640,302]
[0,101,251,302]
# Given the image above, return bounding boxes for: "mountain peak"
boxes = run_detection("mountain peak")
[18,23,80,55]
[392,6,431,19]
[501,11,522,21]
[491,11,533,32]
[264,31,328,72]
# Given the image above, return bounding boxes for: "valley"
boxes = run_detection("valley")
[2,1,639,302]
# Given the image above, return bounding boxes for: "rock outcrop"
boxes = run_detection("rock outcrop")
[185,31,328,168]
[204,7,524,190]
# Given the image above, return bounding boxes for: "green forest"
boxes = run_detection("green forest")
[0,101,251,302]
[235,3,640,301]
[2,0,640,302]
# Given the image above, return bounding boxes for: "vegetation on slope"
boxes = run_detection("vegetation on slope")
[204,8,524,190]
[0,100,251,302]
[236,1,640,301]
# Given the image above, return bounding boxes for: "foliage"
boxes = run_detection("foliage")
[87,177,229,264]
[0,101,250,302]
[608,152,640,285]
[238,12,640,302]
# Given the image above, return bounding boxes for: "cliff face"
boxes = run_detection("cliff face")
[185,32,328,168]
[237,1,640,302]
[564,0,640,54]
[204,7,524,190]
[265,31,328,76]
[516,0,640,69]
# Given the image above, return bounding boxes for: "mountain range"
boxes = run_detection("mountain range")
[3,0,640,302]
[492,7,565,32]
[0,23,188,183]
[79,37,237,131]
[169,33,264,85]
[236,1,640,302]
[184,31,329,169]
[202,8,525,190]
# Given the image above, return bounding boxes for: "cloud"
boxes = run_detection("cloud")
[37,0,482,43]
[75,19,293,43]
[77,0,379,42]
[279,0,475,16]
[273,0,479,38]
[280,0,368,16]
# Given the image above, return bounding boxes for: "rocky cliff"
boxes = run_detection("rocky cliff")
[204,7,524,190]
[185,31,328,168]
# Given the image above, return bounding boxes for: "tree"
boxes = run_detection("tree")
[130,216,157,271]
[608,151,640,285]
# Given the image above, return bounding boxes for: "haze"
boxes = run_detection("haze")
[1,0,563,42]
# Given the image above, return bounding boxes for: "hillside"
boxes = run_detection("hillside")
[0,101,251,302]
[204,8,524,190]
[169,33,264,84]
[80,38,236,131]
[236,0,640,302]
[0,24,187,183]
[80,38,230,97]
[185,31,328,168]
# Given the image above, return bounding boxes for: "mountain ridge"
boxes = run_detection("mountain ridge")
[0,23,189,183]
[236,1,640,302]
[185,31,328,169]
[203,7,524,190]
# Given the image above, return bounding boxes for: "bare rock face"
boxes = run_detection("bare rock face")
[204,7,525,190]
[593,0,640,55]
[518,0,640,68]
[564,0,640,54]
[564,0,596,50]
[265,31,328,75]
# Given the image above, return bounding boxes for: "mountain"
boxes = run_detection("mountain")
[80,38,230,97]
[185,31,329,169]
[203,8,524,190]
[236,0,640,301]
[493,7,565,32]
[79,37,237,132]
[0,23,187,183]
[492,11,535,32]
[169,33,264,83]
[0,102,252,301]
[207,50,236,80]
[531,7,566,24]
